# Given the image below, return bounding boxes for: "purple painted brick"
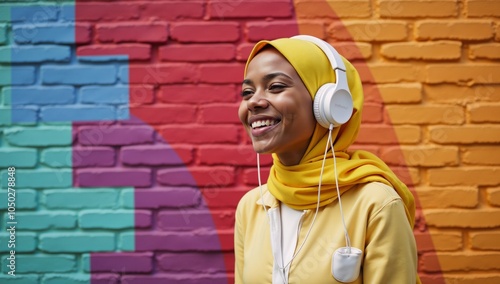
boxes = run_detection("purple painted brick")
[156,168,196,186]
[121,273,228,284]
[73,147,115,168]
[91,273,119,284]
[134,187,200,209]
[135,231,222,251]
[158,210,218,231]
[78,126,154,146]
[91,252,153,273]
[77,168,152,187]
[121,145,191,166]
[157,252,227,273]
[136,210,152,228]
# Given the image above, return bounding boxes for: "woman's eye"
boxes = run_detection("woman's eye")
[269,84,285,92]
[241,89,253,97]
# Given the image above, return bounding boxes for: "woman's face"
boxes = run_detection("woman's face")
[239,48,316,166]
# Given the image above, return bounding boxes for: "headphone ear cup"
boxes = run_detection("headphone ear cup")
[314,83,354,128]
[313,84,335,129]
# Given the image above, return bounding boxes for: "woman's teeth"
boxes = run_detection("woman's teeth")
[251,120,277,129]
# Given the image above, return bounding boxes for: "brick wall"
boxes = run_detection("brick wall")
[0,0,499,283]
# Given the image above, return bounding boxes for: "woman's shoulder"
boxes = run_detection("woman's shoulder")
[346,182,403,209]
[236,185,267,211]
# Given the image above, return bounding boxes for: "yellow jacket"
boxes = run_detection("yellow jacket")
[234,182,419,284]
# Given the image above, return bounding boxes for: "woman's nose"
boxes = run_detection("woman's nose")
[247,90,269,111]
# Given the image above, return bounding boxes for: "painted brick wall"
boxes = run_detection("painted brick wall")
[0,0,499,283]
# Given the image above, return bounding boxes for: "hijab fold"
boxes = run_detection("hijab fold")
[245,38,416,227]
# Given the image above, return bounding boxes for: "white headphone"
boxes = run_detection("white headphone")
[291,35,354,129]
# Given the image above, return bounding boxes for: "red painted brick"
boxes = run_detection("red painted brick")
[96,22,168,43]
[77,168,152,187]
[171,22,240,43]
[159,44,235,62]
[200,103,240,124]
[199,63,245,83]
[158,84,238,104]
[157,167,235,187]
[130,85,155,105]
[198,145,258,166]
[246,21,299,42]
[236,42,256,61]
[121,145,193,166]
[78,126,154,146]
[201,187,249,208]
[128,64,198,84]
[140,2,205,20]
[243,166,271,186]
[76,3,140,21]
[131,105,197,124]
[157,210,234,230]
[77,44,151,61]
[75,24,92,44]
[208,0,292,19]
[159,125,239,144]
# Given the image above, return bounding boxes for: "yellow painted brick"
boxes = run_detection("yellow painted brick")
[381,145,459,167]
[429,125,500,144]
[415,20,494,41]
[469,43,500,60]
[297,20,325,39]
[425,84,500,103]
[357,125,421,144]
[426,64,500,84]
[487,187,500,206]
[496,23,500,41]
[462,146,500,166]
[440,274,500,284]
[421,251,500,272]
[386,105,464,125]
[427,167,500,186]
[294,0,372,19]
[468,103,500,123]
[331,42,372,61]
[466,0,500,17]
[470,231,500,250]
[423,208,500,228]
[379,0,458,18]
[367,83,422,104]
[415,186,478,208]
[381,41,462,61]
[361,63,421,83]
[328,20,407,42]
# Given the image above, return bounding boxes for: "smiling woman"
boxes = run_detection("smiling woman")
[235,36,421,284]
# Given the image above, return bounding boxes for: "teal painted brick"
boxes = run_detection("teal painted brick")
[0,275,39,284]
[13,211,76,230]
[4,126,72,146]
[42,274,90,284]
[120,188,135,208]
[39,232,115,252]
[43,188,120,209]
[1,169,72,188]
[0,189,37,210]
[119,231,135,251]
[0,148,37,167]
[41,148,72,167]
[1,254,76,273]
[0,232,37,252]
[0,23,6,44]
[79,210,134,229]
[0,45,71,63]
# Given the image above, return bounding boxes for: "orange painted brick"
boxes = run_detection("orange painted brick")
[380,41,462,60]
[438,275,500,284]
[427,167,500,186]
[297,21,325,39]
[468,103,500,123]
[429,125,500,144]
[415,230,463,252]
[496,24,500,41]
[331,42,372,61]
[386,105,464,125]
[425,84,500,103]
[381,145,459,167]
[361,102,383,123]
[469,43,500,60]
[421,251,500,272]
[414,186,478,208]
[328,20,407,42]
[357,125,421,144]
[466,0,500,17]
[470,231,500,250]
[487,187,500,206]
[415,20,494,41]
[360,63,420,83]
[371,83,422,104]
[379,0,458,18]
[424,208,500,228]
[462,146,500,166]
[294,0,371,19]
[426,64,500,84]
[391,166,420,186]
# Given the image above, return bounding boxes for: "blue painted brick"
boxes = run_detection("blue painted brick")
[2,45,71,63]
[41,65,117,85]
[0,275,39,284]
[79,55,128,63]
[13,23,75,44]
[0,23,6,44]
[0,148,37,167]
[40,148,72,167]
[5,126,72,146]
[9,107,38,123]
[1,169,72,188]
[117,105,130,120]
[6,86,76,105]
[40,105,116,122]
[14,211,76,230]
[43,188,120,209]
[0,66,36,86]
[0,189,37,210]
[80,86,129,104]
[2,254,76,273]
[39,232,115,252]
[119,66,129,83]
[79,210,134,229]
[0,232,37,252]
[43,274,90,284]
[60,4,75,22]
[9,5,58,23]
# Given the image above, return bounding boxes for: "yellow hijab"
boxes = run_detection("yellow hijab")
[245,38,416,227]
